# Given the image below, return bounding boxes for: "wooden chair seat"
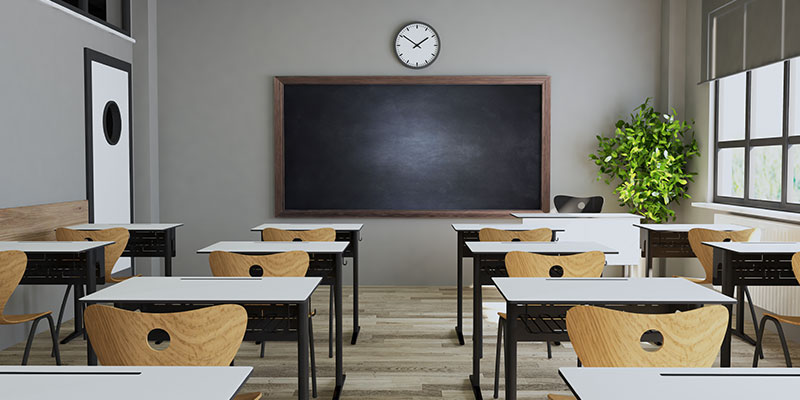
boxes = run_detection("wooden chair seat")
[109,274,140,284]
[547,395,575,400]
[674,275,708,285]
[498,312,506,319]
[0,311,52,325]
[763,312,800,326]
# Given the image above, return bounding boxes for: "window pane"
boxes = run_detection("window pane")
[718,72,746,141]
[750,62,784,139]
[791,58,800,136]
[717,148,744,198]
[749,145,782,201]
[788,145,800,203]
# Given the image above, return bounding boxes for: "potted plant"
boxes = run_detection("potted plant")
[590,98,699,223]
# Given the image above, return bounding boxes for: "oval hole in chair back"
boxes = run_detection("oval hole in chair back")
[554,195,604,213]
[249,265,264,277]
[292,238,303,242]
[511,238,521,242]
[640,329,664,352]
[549,265,564,277]
[723,238,732,242]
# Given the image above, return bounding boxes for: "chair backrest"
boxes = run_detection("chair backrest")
[504,251,605,278]
[688,228,756,283]
[55,227,130,282]
[478,227,552,242]
[84,304,247,366]
[566,305,728,368]
[553,195,604,213]
[261,227,335,242]
[209,250,310,277]
[0,250,27,318]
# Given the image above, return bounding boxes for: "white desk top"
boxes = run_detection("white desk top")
[559,367,800,400]
[0,365,252,400]
[251,223,363,231]
[197,241,349,254]
[0,241,113,253]
[80,276,322,303]
[67,223,183,231]
[465,241,618,254]
[512,212,643,219]
[451,223,565,232]
[493,277,736,304]
[703,241,800,254]
[635,223,749,232]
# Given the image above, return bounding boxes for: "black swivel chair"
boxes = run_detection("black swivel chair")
[553,195,604,213]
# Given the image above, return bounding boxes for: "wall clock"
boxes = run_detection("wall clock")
[395,22,440,69]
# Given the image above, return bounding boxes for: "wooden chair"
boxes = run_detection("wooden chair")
[0,250,61,365]
[54,227,134,343]
[685,227,761,357]
[493,251,605,399]
[542,305,728,400]
[84,304,261,400]
[753,252,800,367]
[553,195,604,213]
[261,227,337,359]
[261,227,336,242]
[478,227,552,242]
[209,250,317,397]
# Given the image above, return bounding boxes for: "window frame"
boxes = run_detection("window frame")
[713,60,800,212]
[50,0,130,37]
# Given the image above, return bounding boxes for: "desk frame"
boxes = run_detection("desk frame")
[713,247,800,368]
[18,248,105,344]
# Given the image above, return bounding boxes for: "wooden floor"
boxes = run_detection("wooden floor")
[2,285,798,399]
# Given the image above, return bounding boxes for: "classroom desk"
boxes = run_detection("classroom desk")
[0,365,253,400]
[197,241,349,399]
[252,223,363,344]
[705,241,800,368]
[450,223,564,345]
[510,213,643,267]
[67,223,183,276]
[464,241,617,396]
[80,276,321,400]
[0,241,109,344]
[558,367,800,399]
[492,278,736,400]
[635,223,748,277]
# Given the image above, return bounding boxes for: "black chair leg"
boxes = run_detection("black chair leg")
[493,319,504,399]
[328,286,334,359]
[743,286,764,359]
[260,341,265,358]
[309,316,318,398]
[753,315,793,368]
[52,285,72,356]
[547,341,552,359]
[21,317,45,365]
[45,314,61,365]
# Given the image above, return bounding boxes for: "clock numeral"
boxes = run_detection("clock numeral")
[399,53,403,57]
[431,53,436,57]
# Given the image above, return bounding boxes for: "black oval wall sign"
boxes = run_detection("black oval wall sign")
[102,101,122,145]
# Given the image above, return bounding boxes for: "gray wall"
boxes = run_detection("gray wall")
[0,0,132,350]
[156,0,663,284]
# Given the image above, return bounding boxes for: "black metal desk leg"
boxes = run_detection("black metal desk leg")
[718,248,733,368]
[164,229,175,276]
[645,234,653,277]
[298,300,310,400]
[504,303,518,400]
[333,253,346,399]
[350,231,360,345]
[456,231,465,345]
[469,254,483,399]
[61,284,83,344]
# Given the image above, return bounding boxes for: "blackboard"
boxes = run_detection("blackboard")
[274,76,550,217]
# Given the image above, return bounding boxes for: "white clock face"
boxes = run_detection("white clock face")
[395,22,440,69]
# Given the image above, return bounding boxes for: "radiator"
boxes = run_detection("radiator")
[714,213,800,316]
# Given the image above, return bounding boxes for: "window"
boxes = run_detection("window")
[50,0,130,37]
[713,59,799,211]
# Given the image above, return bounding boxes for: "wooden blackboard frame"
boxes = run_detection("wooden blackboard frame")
[274,75,551,218]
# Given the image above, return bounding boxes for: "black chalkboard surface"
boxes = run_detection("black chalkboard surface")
[274,76,550,217]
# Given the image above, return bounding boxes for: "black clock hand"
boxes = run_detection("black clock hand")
[413,37,430,48]
[401,35,417,46]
